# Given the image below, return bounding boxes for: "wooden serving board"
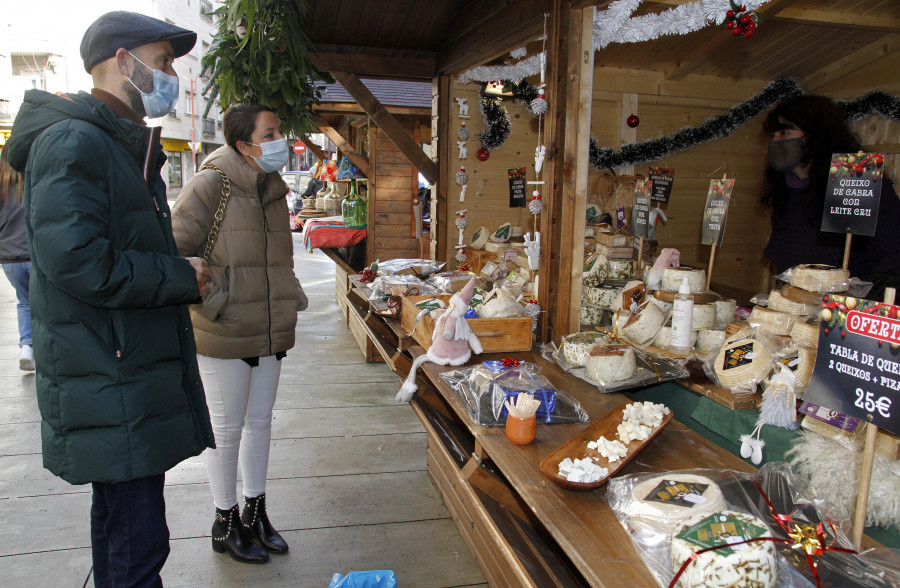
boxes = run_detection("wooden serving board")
[539,403,673,491]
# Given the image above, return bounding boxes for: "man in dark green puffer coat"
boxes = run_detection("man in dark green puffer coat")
[6,12,214,587]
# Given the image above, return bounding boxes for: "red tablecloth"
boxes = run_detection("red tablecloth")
[300,215,366,252]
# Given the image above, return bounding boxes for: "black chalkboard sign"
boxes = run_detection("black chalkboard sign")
[508,167,526,208]
[700,178,734,247]
[805,295,900,436]
[630,179,652,239]
[821,152,884,237]
[649,167,675,204]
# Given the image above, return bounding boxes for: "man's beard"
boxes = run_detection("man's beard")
[122,64,154,118]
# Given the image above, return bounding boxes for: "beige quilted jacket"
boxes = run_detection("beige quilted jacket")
[172,146,306,359]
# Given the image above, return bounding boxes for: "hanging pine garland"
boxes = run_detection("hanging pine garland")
[838,91,900,122]
[588,78,803,170]
[476,95,512,151]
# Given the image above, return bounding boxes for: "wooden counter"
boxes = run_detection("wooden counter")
[410,347,753,587]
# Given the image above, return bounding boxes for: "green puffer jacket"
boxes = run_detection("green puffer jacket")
[6,89,215,485]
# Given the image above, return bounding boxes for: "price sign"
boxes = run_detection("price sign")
[821,152,884,236]
[804,294,900,435]
[700,178,734,247]
[630,178,652,239]
[649,167,675,204]
[508,167,526,207]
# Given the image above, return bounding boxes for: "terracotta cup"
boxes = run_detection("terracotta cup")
[505,414,537,445]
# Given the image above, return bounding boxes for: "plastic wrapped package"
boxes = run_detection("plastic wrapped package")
[439,360,590,426]
[475,288,527,318]
[789,317,820,349]
[750,306,798,337]
[765,345,816,395]
[767,290,820,317]
[777,264,850,294]
[543,335,689,394]
[705,330,777,394]
[427,271,484,293]
[368,275,439,300]
[608,462,899,588]
[376,258,446,278]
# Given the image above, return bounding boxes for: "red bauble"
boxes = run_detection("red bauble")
[744,29,755,38]
[726,20,735,29]
[740,14,751,23]
[732,27,743,35]
[747,21,756,30]
[726,9,735,17]
[626,114,640,128]
[476,148,490,161]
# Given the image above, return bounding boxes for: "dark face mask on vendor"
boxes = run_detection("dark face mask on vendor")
[768,136,806,175]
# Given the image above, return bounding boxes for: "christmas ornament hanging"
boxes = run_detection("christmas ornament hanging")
[476,148,490,162]
[455,215,468,230]
[626,114,640,128]
[458,120,470,141]
[528,192,544,215]
[456,249,468,263]
[456,167,469,186]
[476,95,511,151]
[723,2,759,38]
[530,88,548,116]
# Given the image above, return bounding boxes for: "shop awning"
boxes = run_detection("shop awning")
[161,139,191,152]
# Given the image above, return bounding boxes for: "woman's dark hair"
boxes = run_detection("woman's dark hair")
[761,95,861,224]
[223,104,277,152]
[0,145,23,208]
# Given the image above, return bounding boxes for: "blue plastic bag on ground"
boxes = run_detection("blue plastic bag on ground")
[328,570,398,588]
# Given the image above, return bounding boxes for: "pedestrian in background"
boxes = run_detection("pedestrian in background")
[0,146,33,371]
[5,11,214,587]
[172,104,307,564]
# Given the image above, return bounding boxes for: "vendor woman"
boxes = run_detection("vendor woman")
[762,94,900,299]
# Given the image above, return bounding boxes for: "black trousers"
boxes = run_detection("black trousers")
[91,474,169,588]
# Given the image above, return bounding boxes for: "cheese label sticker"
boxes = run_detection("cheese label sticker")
[645,480,710,508]
[472,228,483,241]
[723,343,755,370]
[677,514,768,556]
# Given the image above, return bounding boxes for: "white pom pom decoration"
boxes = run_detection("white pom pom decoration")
[456,168,469,185]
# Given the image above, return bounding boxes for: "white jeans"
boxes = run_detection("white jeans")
[197,354,282,510]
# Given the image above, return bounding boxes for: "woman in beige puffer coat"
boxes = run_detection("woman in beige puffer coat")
[172,104,306,565]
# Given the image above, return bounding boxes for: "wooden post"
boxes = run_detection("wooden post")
[842,231,853,271]
[852,286,896,549]
[637,237,644,275]
[706,246,717,291]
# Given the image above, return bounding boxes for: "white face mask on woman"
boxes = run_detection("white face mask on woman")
[245,139,289,173]
[125,52,180,118]
[768,136,806,175]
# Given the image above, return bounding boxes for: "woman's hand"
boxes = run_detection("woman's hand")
[186,257,210,297]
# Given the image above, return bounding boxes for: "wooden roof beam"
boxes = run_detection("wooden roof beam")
[330,70,436,185]
[313,114,371,178]
[311,45,436,80]
[300,133,327,162]
[802,33,900,92]
[664,0,801,81]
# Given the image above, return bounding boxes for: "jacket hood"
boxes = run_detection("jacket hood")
[201,145,289,206]
[6,89,123,173]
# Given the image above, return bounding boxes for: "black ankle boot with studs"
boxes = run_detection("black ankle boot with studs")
[211,504,269,563]
[242,493,289,554]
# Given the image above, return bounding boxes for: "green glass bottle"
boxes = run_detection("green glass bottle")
[342,179,367,228]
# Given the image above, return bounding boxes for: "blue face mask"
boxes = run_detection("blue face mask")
[246,139,289,173]
[126,52,179,118]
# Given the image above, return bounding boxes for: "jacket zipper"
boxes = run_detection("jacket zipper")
[109,315,123,358]
[261,197,273,356]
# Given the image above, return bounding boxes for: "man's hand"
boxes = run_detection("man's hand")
[187,257,210,297]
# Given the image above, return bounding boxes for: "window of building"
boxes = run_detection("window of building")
[201,0,213,21]
[185,91,193,117]
[168,152,183,188]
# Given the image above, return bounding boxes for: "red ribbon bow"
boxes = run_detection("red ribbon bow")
[501,358,521,367]
[668,480,857,588]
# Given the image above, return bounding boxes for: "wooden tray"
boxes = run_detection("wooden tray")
[539,403,673,491]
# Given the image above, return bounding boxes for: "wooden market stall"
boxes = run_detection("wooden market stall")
[303,0,900,585]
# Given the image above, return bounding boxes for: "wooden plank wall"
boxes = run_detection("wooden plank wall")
[442,79,543,262]
[588,67,900,294]
[370,117,432,262]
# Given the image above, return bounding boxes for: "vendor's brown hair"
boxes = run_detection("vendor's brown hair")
[761,95,863,223]
[222,104,278,152]
[0,146,23,208]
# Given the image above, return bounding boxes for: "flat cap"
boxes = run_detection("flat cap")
[80,11,197,73]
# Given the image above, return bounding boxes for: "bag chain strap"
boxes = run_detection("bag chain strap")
[198,164,231,261]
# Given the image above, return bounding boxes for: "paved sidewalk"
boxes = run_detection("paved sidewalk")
[0,240,485,587]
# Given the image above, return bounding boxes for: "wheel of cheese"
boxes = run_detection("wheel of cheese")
[470,226,489,249]
[586,344,636,383]
[608,259,636,280]
[791,264,850,293]
[780,284,824,306]
[768,290,819,316]
[610,280,646,313]
[697,329,727,353]
[670,510,777,588]
[584,283,621,308]
[713,337,772,391]
[560,331,613,367]
[653,325,697,349]
[621,474,726,534]
[510,225,524,238]
[483,241,512,254]
[662,266,706,293]
[790,318,820,349]
[622,301,666,345]
[767,345,816,393]
[749,306,796,337]
[490,222,513,243]
[583,254,609,287]
[691,303,718,330]
[580,303,608,326]
[715,299,736,325]
[648,294,673,314]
